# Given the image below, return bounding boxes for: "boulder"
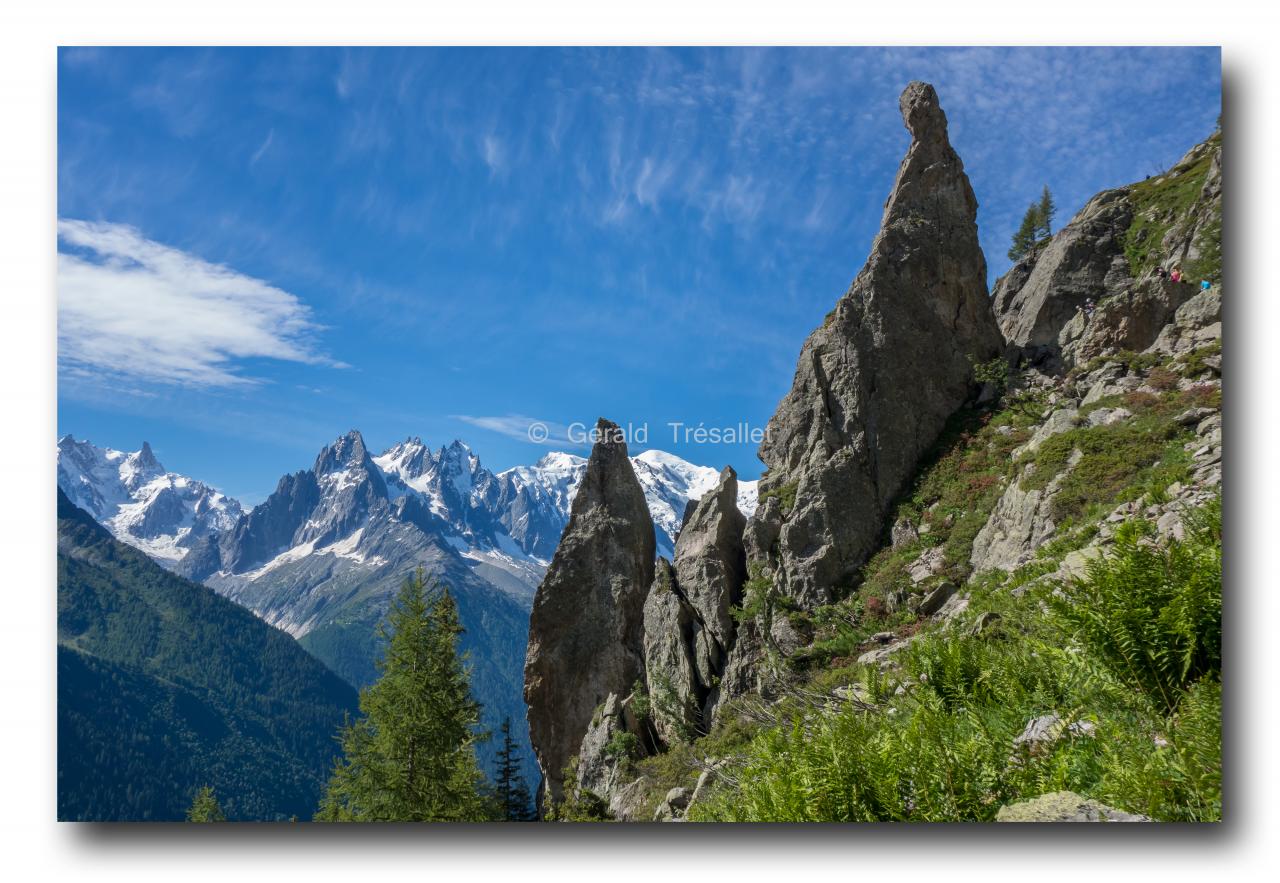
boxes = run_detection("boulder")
[1012,713,1097,756]
[891,516,920,549]
[967,611,1002,636]
[524,418,656,807]
[916,580,957,617]
[1147,288,1223,356]
[748,81,1002,611]
[907,545,947,584]
[1013,407,1078,458]
[653,786,692,822]
[1085,406,1132,428]
[970,450,1082,574]
[996,791,1151,822]
[608,776,651,823]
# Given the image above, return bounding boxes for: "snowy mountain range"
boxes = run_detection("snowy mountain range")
[56,435,244,564]
[57,430,756,788]
[57,430,757,790]
[57,433,757,582]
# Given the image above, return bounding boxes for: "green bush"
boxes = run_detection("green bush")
[605,731,640,761]
[758,482,798,514]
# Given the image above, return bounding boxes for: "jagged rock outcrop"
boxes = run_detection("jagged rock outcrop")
[992,189,1134,354]
[716,496,784,704]
[994,132,1221,367]
[524,418,656,807]
[1147,288,1222,356]
[970,450,1082,574]
[573,692,628,801]
[1058,278,1199,369]
[1141,136,1222,280]
[748,81,1003,610]
[642,559,701,743]
[641,467,747,739]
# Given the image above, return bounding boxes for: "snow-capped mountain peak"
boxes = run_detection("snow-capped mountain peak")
[56,435,243,564]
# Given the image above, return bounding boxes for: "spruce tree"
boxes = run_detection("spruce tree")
[1007,203,1039,261]
[186,786,226,822]
[316,570,488,822]
[1036,185,1056,240]
[490,717,537,821]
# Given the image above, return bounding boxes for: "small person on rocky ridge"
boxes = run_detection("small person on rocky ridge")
[1171,266,1183,283]
[1201,279,1212,291]
[1155,266,1168,280]
[1083,298,1096,319]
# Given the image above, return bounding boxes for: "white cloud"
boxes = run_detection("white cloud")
[482,135,505,175]
[58,218,336,387]
[455,414,584,448]
[250,128,274,166]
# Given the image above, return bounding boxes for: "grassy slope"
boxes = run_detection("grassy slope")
[626,346,1222,822]
[1123,132,1222,282]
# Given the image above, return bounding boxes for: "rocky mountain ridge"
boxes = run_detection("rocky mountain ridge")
[522,81,1223,822]
[61,435,756,580]
[60,430,757,793]
[57,435,243,564]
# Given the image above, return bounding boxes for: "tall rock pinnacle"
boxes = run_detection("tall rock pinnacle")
[642,465,747,741]
[752,81,1003,609]
[523,418,656,807]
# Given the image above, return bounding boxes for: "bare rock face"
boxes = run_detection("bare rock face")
[641,559,701,743]
[673,467,747,685]
[992,189,1134,354]
[1147,287,1222,357]
[970,450,1082,574]
[1058,278,1199,369]
[751,81,1003,609]
[524,418,655,807]
[642,467,747,740]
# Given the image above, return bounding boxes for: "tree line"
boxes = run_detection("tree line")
[188,569,537,823]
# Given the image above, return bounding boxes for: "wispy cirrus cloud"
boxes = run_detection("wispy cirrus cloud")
[58,218,342,387]
[454,414,586,448]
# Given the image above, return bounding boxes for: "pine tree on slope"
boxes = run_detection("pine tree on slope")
[490,716,537,821]
[187,786,226,822]
[316,570,489,822]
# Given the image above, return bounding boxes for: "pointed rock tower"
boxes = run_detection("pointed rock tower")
[752,81,1003,609]
[523,418,655,807]
[642,465,747,741]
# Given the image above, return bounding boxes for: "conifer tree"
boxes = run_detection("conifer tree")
[490,717,537,821]
[1007,203,1039,261]
[316,570,488,822]
[1036,185,1056,240]
[186,786,226,822]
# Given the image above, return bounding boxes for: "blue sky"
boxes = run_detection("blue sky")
[57,47,1221,504]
